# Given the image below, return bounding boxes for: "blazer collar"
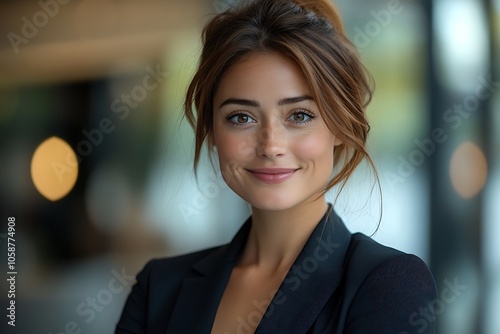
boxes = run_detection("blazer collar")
[164,218,252,333]
[165,205,352,334]
[256,206,351,333]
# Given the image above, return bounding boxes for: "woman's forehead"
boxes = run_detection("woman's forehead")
[214,52,313,103]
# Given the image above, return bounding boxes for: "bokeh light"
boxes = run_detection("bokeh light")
[450,141,488,199]
[434,0,489,92]
[31,136,79,201]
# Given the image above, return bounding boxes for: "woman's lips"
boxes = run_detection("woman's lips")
[246,168,298,184]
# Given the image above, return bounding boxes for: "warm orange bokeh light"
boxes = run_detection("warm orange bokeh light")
[450,141,488,199]
[31,136,79,201]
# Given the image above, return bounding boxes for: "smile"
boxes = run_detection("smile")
[246,168,299,184]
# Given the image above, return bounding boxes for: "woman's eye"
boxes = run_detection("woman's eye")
[228,114,254,125]
[288,112,313,123]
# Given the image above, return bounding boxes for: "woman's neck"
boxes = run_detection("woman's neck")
[237,198,328,273]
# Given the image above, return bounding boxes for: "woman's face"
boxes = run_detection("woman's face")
[213,52,341,211]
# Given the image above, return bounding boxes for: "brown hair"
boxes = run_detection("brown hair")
[184,0,378,200]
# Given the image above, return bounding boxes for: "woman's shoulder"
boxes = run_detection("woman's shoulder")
[341,232,438,333]
[345,232,434,280]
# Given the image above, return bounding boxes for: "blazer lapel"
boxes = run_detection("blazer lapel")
[164,218,252,334]
[256,209,352,334]
[164,207,352,334]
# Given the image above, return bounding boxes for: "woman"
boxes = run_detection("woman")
[116,0,437,333]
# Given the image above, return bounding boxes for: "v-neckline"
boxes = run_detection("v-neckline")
[165,204,352,334]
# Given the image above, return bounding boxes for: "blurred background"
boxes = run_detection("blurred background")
[0,0,498,333]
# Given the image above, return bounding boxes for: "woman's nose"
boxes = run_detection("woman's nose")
[256,122,287,159]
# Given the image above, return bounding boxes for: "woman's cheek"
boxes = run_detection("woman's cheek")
[237,137,257,160]
[217,133,251,164]
[294,133,331,159]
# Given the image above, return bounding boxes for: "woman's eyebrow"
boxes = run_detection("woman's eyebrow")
[219,98,259,108]
[278,95,314,106]
[218,95,314,108]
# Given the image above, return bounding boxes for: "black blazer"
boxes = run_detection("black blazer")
[116,208,437,333]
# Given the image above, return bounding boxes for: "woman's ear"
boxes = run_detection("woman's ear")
[333,136,343,147]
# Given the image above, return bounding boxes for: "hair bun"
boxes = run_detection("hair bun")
[293,0,345,33]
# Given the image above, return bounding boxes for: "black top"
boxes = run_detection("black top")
[116,207,437,333]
